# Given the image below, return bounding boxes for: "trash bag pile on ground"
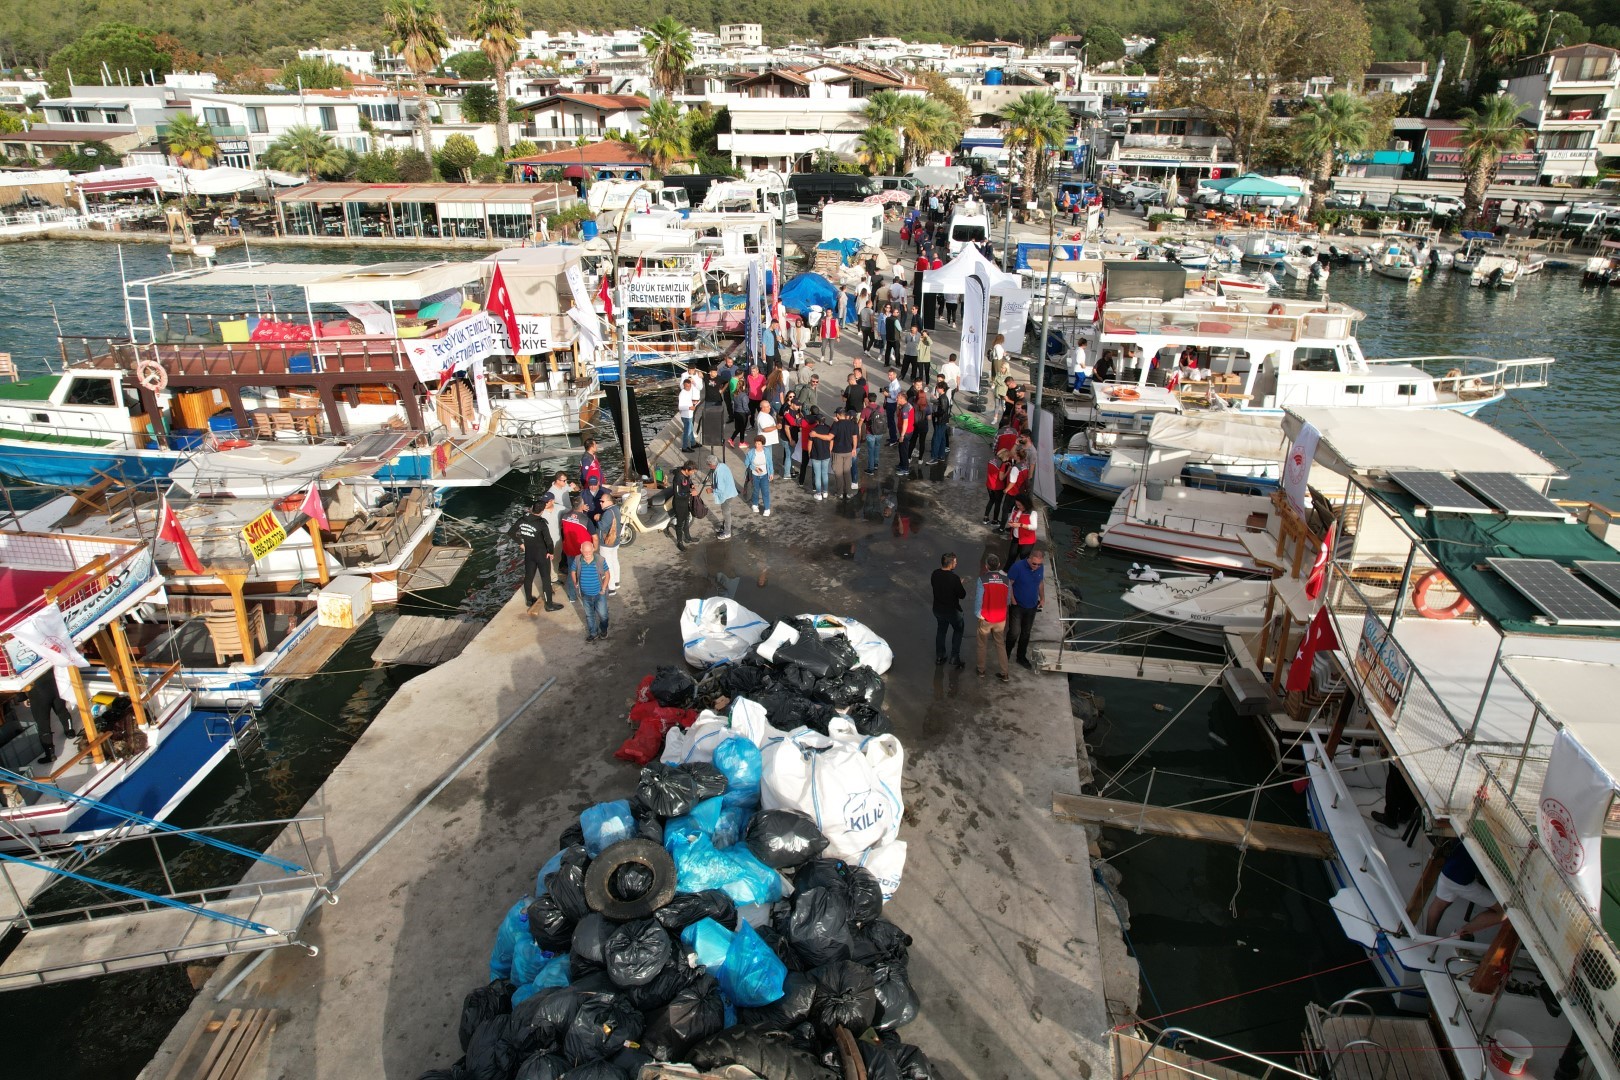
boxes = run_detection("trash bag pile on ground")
[425,605,932,1080]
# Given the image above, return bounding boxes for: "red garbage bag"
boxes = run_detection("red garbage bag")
[635,674,656,704]
[614,701,699,766]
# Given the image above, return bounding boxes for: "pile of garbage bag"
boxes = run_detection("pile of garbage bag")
[424,608,930,1080]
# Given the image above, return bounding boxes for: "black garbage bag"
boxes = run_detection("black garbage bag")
[850,919,912,967]
[822,667,886,711]
[649,665,696,708]
[569,972,618,995]
[527,894,576,952]
[821,633,862,675]
[570,913,615,980]
[555,844,591,873]
[721,659,778,698]
[809,961,878,1035]
[640,972,726,1061]
[636,763,705,818]
[545,863,591,923]
[513,1053,570,1080]
[791,860,883,924]
[745,809,830,870]
[562,995,643,1065]
[689,1025,837,1080]
[878,1034,937,1080]
[738,969,817,1027]
[755,923,805,973]
[510,986,586,1057]
[619,954,694,1011]
[557,1062,629,1080]
[680,761,729,801]
[610,861,655,904]
[653,889,738,933]
[629,805,664,845]
[464,1015,519,1080]
[557,822,585,850]
[611,1047,654,1074]
[460,978,515,1052]
[860,1039,905,1080]
[870,962,920,1031]
[777,633,844,679]
[419,1069,469,1080]
[783,887,853,968]
[778,663,823,697]
[604,918,673,989]
[845,704,891,737]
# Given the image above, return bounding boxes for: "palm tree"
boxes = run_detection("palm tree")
[1471,0,1539,65]
[642,16,694,98]
[468,0,523,156]
[637,95,690,174]
[164,114,217,170]
[999,91,1071,201]
[386,0,451,154]
[261,125,348,179]
[1457,93,1530,226]
[856,126,901,176]
[1291,92,1374,218]
[862,90,910,131]
[904,98,962,169]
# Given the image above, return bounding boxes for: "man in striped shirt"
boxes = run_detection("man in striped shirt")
[571,540,613,642]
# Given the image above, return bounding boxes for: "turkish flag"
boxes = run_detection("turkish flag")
[597,274,615,324]
[1305,522,1336,601]
[298,483,329,531]
[1092,277,1107,322]
[486,263,522,355]
[1285,607,1339,693]
[158,498,204,574]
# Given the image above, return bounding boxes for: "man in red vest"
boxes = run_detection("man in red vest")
[974,554,1012,682]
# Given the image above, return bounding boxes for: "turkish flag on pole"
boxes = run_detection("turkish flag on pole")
[158,498,204,574]
[298,483,329,531]
[1305,522,1336,601]
[1285,607,1339,693]
[597,274,615,324]
[486,262,522,354]
[1092,276,1107,322]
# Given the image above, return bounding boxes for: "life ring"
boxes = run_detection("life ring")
[1414,569,1474,620]
[1268,302,1286,315]
[1111,387,1140,401]
[1444,367,1463,380]
[135,359,168,393]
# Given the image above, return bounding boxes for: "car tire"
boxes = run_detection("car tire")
[583,838,678,920]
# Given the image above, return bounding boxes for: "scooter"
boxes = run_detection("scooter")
[612,482,673,549]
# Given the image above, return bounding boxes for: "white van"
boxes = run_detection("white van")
[946,204,990,257]
[821,202,884,249]
[909,165,968,189]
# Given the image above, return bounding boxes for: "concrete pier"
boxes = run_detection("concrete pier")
[135,225,1120,1077]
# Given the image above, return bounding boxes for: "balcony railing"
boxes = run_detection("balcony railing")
[158,123,249,138]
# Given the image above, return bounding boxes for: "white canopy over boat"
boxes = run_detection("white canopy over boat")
[1148,412,1287,462]
[1282,407,1559,480]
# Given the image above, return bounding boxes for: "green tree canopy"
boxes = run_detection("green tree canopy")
[643,16,695,97]
[459,84,501,123]
[1458,92,1530,224]
[44,22,173,97]
[1085,26,1128,64]
[637,95,691,174]
[163,113,217,169]
[1291,91,1375,216]
[278,57,351,90]
[436,132,482,181]
[444,51,493,80]
[262,125,348,178]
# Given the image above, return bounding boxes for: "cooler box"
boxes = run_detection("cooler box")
[318,575,373,629]
[208,412,242,436]
[170,428,207,450]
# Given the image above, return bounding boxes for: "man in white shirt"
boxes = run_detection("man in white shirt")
[940,353,961,400]
[887,277,907,306]
[677,377,698,451]
[756,399,788,479]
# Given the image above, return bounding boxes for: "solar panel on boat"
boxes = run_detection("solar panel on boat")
[1574,561,1620,604]
[1387,470,1491,514]
[1456,472,1566,518]
[1487,557,1620,626]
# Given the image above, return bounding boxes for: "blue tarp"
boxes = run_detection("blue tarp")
[777,272,838,315]
[816,238,862,265]
[1016,242,1088,270]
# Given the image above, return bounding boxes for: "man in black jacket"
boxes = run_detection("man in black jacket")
[511,497,564,614]
[669,460,698,551]
[931,552,967,668]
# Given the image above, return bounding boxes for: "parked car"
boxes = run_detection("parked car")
[1388,193,1435,214]
[1430,196,1464,218]
[1324,191,1363,210]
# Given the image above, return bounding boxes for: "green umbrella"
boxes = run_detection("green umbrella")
[1203,173,1301,198]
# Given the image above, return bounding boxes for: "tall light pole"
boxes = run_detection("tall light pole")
[1031,193,1057,422]
[607,179,661,481]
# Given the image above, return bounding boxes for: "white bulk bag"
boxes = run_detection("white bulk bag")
[680,597,770,668]
[858,839,907,901]
[662,697,789,764]
[760,718,904,860]
[799,613,893,674]
[754,621,800,663]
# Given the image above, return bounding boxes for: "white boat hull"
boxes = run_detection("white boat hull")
[1120,576,1268,645]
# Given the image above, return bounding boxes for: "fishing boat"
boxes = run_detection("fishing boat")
[1324,242,1369,266]
[1210,271,1277,297]
[1069,262,1552,431]
[1450,231,1497,272]
[1370,234,1426,282]
[1099,480,1279,573]
[1470,253,1523,288]
[1119,569,1268,646]
[1234,231,1291,268]
[1058,413,1285,500]
[1230,407,1620,1080]
[0,526,252,852]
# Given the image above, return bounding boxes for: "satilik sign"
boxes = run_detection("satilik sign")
[241,509,288,561]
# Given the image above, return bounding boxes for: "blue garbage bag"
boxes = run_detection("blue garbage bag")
[713,737,762,809]
[512,933,547,988]
[489,895,531,982]
[667,796,724,839]
[667,826,783,906]
[580,800,635,857]
[713,806,750,850]
[682,916,734,969]
[718,921,787,1007]
[719,842,784,906]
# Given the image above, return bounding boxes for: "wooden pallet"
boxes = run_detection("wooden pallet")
[1053,792,1335,859]
[270,623,358,679]
[398,545,473,594]
[164,1008,277,1080]
[371,615,484,667]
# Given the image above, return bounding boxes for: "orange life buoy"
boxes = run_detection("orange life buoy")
[135,358,168,393]
[1268,302,1286,315]
[1111,387,1141,401]
[1414,569,1474,620]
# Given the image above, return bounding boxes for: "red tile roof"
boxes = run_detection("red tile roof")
[507,139,654,166]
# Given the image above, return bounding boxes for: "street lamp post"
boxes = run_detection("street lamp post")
[1031,194,1057,422]
[607,179,662,481]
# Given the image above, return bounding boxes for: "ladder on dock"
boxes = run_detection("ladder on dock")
[1033,645,1228,686]
[1053,792,1335,859]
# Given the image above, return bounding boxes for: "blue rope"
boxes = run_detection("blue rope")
[1094,866,1167,1025]
[0,850,275,935]
[0,766,306,874]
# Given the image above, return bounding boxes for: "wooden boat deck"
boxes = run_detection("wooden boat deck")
[397,546,473,594]
[1304,1005,1451,1080]
[270,623,359,679]
[370,615,483,667]
[1033,644,1228,686]
[1053,792,1335,859]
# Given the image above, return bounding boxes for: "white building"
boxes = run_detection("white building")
[296,47,378,75]
[183,91,404,167]
[1363,61,1429,96]
[515,93,649,149]
[720,24,763,49]
[1506,43,1620,182]
[1059,71,1160,116]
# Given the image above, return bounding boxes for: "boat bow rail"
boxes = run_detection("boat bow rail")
[1360,354,1555,397]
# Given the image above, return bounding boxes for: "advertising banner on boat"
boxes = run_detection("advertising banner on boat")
[487,315,561,356]
[403,313,497,385]
[1538,729,1610,911]
[241,509,287,561]
[1,544,156,681]
[623,274,694,310]
[1353,610,1409,718]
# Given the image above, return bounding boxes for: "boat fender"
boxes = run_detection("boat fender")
[135,358,168,393]
[582,837,678,920]
[1413,569,1474,620]
[1084,532,1101,549]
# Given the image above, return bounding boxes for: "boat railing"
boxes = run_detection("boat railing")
[1360,354,1555,396]
[0,539,155,679]
[1100,299,1360,345]
[1116,1025,1316,1080]
[1462,754,1620,1080]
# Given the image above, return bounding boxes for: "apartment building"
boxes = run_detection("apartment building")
[1506,43,1620,182]
[720,24,763,49]
[515,93,649,148]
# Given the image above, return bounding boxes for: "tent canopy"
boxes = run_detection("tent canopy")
[778,272,838,315]
[76,164,305,196]
[1202,173,1300,198]
[1283,407,1559,480]
[1148,412,1286,462]
[921,245,1023,298]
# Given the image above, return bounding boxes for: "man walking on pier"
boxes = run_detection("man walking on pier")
[572,539,612,642]
[974,554,1012,682]
[707,455,739,539]
[511,498,564,614]
[1005,549,1045,670]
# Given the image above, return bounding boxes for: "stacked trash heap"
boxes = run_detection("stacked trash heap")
[426,599,932,1080]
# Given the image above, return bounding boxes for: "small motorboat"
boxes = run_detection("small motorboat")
[1212,271,1277,296]
[1119,566,1269,646]
[1470,253,1521,289]
[1371,235,1424,282]
[1325,243,1369,266]
[1451,232,1496,272]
